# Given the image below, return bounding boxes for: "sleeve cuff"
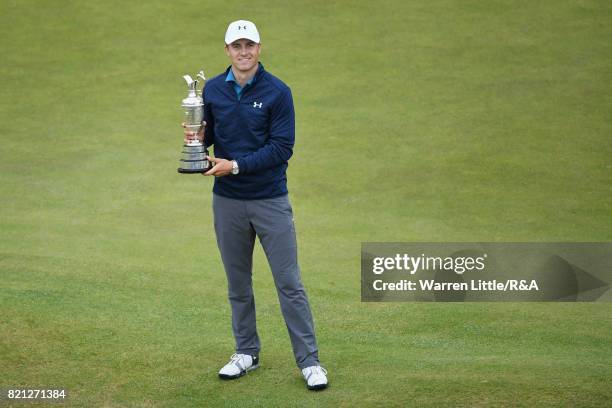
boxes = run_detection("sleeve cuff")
[236,158,247,175]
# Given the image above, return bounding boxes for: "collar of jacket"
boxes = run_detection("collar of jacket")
[223,62,265,88]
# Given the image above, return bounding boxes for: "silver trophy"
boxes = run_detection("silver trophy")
[178,70,211,173]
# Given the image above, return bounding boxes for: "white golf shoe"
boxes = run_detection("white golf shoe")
[218,353,259,380]
[301,365,328,390]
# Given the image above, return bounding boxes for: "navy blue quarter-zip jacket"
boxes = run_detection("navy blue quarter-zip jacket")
[203,63,295,200]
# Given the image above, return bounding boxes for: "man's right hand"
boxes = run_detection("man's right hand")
[183,121,206,144]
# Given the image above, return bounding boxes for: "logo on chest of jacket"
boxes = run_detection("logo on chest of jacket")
[253,101,263,109]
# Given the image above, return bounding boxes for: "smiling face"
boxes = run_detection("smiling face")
[225,38,261,74]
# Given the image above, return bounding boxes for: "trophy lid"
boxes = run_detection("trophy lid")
[182,70,206,107]
[183,70,206,96]
[183,74,197,97]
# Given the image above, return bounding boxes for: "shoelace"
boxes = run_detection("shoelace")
[312,366,327,376]
[229,353,251,374]
[306,365,327,381]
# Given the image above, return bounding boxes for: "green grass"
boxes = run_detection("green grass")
[1,0,611,406]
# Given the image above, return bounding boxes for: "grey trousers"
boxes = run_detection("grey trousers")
[212,193,319,369]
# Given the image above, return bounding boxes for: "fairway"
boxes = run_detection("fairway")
[1,0,611,407]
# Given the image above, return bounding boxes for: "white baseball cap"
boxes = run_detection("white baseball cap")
[225,20,260,45]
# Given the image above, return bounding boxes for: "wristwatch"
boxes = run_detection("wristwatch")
[231,160,239,175]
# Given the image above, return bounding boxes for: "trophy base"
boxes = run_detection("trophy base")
[178,144,210,174]
[177,167,208,174]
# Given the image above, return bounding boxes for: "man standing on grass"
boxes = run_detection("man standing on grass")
[183,20,328,391]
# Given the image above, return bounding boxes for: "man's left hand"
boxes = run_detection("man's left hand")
[204,156,233,177]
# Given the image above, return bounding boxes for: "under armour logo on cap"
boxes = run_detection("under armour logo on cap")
[225,19,261,45]
[253,101,262,108]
